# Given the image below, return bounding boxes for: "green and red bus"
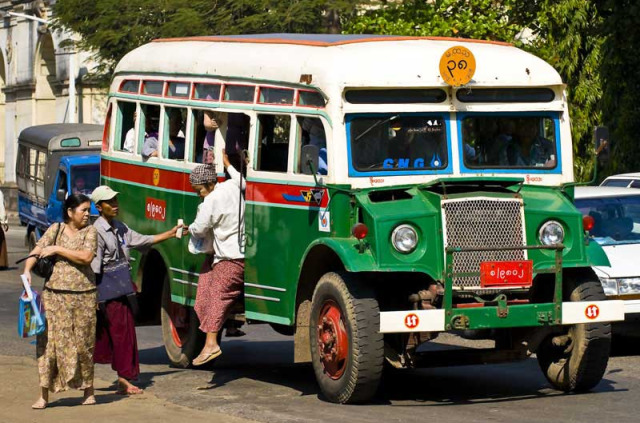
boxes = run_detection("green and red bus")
[101,34,625,403]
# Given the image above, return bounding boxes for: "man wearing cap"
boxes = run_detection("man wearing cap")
[90,185,181,395]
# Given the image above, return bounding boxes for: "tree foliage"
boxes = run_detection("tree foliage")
[53,0,366,77]
[596,0,640,177]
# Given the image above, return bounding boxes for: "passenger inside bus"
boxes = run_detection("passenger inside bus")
[167,108,186,160]
[299,117,327,175]
[141,106,160,160]
[123,111,137,153]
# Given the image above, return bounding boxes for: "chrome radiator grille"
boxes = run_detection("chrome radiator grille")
[442,197,526,289]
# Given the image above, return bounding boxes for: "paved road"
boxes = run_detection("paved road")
[1,224,639,422]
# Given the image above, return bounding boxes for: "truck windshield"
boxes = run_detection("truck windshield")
[461,115,557,169]
[71,165,100,195]
[349,114,447,172]
[575,195,640,246]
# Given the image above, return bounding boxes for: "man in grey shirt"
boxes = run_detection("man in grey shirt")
[91,185,181,395]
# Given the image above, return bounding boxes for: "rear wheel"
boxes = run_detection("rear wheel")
[537,279,611,392]
[27,230,37,252]
[160,274,204,368]
[309,272,383,404]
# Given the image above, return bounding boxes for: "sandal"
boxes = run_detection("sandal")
[192,348,222,366]
[31,398,47,409]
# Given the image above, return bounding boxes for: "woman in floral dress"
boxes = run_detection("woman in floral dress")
[22,193,98,409]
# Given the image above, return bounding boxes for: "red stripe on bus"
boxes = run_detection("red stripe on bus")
[102,158,329,207]
[101,159,190,191]
[247,182,329,208]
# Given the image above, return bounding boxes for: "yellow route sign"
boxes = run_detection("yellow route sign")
[439,46,476,87]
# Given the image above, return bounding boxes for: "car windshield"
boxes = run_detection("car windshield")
[461,115,557,169]
[349,115,447,172]
[70,165,100,196]
[575,195,640,246]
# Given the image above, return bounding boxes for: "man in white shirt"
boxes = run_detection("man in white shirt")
[187,151,245,366]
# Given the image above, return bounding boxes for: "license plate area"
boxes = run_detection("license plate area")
[480,260,533,288]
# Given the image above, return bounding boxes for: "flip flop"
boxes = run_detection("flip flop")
[192,348,222,366]
[226,329,246,337]
[116,386,144,395]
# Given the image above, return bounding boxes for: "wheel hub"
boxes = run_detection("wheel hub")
[317,301,348,379]
[168,301,189,348]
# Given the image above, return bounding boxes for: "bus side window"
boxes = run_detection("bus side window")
[296,116,327,175]
[191,109,208,163]
[256,114,290,172]
[116,101,137,153]
[140,104,161,160]
[164,106,187,161]
[225,113,250,172]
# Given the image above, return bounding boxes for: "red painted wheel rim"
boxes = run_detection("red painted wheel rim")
[168,301,189,348]
[317,300,349,380]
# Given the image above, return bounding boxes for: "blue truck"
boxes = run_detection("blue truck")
[16,124,102,249]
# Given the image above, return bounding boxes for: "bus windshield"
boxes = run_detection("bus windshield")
[461,115,557,169]
[349,114,447,172]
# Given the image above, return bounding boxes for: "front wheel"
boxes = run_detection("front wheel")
[160,274,204,368]
[536,279,611,392]
[309,272,384,404]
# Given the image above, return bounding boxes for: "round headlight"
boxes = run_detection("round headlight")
[539,220,565,245]
[391,224,418,253]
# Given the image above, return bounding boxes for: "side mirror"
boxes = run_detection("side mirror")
[56,189,66,202]
[594,126,610,165]
[301,144,319,175]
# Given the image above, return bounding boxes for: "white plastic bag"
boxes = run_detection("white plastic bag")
[188,233,214,255]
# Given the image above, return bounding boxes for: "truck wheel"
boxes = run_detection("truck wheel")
[160,274,204,368]
[309,272,383,404]
[27,230,37,252]
[536,280,611,392]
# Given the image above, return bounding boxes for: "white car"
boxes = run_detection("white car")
[600,172,640,188]
[574,186,640,332]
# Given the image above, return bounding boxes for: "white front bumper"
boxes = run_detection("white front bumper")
[379,300,626,333]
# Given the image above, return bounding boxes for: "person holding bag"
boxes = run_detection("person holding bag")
[21,194,98,409]
[188,150,245,366]
[90,185,181,395]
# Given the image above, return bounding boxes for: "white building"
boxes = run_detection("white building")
[0,0,106,208]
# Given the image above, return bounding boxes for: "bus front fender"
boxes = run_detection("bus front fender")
[301,238,380,273]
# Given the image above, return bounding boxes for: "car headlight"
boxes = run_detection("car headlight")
[598,277,640,296]
[391,224,418,253]
[598,277,619,296]
[617,278,640,295]
[539,220,564,245]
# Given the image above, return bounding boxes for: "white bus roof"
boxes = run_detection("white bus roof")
[113,34,563,93]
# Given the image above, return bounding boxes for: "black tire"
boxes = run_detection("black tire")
[309,272,383,404]
[537,279,611,392]
[160,273,205,368]
[27,230,37,252]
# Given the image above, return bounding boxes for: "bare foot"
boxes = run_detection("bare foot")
[82,387,96,405]
[116,378,144,395]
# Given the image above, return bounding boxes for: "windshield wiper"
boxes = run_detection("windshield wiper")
[354,115,399,142]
